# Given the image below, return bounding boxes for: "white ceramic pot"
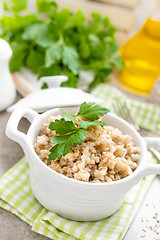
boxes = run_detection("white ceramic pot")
[6,107,160,221]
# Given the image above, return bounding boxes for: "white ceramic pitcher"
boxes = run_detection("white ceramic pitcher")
[0,39,16,111]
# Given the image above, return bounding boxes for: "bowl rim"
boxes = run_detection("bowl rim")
[27,107,147,187]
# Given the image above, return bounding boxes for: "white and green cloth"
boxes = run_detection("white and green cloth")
[0,85,160,240]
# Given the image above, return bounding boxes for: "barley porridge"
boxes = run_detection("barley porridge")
[34,115,140,183]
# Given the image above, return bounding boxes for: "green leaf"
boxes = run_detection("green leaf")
[91,13,110,29]
[25,50,44,73]
[60,72,79,88]
[62,46,80,74]
[110,57,124,71]
[88,34,100,47]
[1,14,38,31]
[79,120,106,129]
[79,36,90,59]
[72,129,87,145]
[36,0,57,16]
[3,0,28,13]
[49,129,87,160]
[45,43,63,67]
[22,21,53,48]
[36,37,53,48]
[3,1,9,11]
[56,8,71,30]
[9,55,24,72]
[72,10,85,27]
[47,22,59,41]
[89,70,111,89]
[41,82,48,89]
[9,42,28,72]
[22,22,47,41]
[11,42,28,56]
[77,102,110,120]
[22,20,51,48]
[52,129,87,145]
[49,118,78,135]
[38,64,61,79]
[60,109,76,122]
[48,143,66,160]
[10,0,28,13]
[90,45,106,58]
[51,135,71,144]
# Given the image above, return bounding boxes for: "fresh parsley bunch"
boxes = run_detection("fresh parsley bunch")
[48,102,110,160]
[0,0,123,89]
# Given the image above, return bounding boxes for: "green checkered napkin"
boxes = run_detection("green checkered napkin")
[0,84,160,240]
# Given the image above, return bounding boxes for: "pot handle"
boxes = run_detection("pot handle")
[144,137,160,149]
[6,108,39,150]
[141,164,160,178]
[140,146,160,178]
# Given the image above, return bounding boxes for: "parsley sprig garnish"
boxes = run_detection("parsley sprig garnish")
[48,102,110,161]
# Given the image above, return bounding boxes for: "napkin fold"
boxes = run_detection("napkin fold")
[1,84,160,240]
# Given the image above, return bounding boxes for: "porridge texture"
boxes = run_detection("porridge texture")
[34,115,140,183]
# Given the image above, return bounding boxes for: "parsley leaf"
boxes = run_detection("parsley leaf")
[48,143,65,160]
[51,129,87,145]
[49,118,78,135]
[41,82,48,89]
[60,109,76,122]
[77,102,110,120]
[36,0,57,16]
[22,23,47,41]
[0,14,38,31]
[22,22,53,48]
[49,129,87,160]
[79,120,106,129]
[25,50,44,73]
[45,43,63,67]
[9,42,28,72]
[38,64,61,79]
[60,72,79,88]
[62,46,80,75]
[3,0,28,13]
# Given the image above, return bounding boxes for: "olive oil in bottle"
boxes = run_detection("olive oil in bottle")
[119,8,160,96]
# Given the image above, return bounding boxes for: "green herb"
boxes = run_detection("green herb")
[77,102,110,120]
[79,120,105,129]
[60,109,76,122]
[49,118,78,135]
[0,0,123,89]
[48,102,110,160]
[49,129,87,160]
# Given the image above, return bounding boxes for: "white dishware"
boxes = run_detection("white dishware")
[40,75,68,88]
[5,107,160,221]
[7,87,102,112]
[0,39,16,111]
